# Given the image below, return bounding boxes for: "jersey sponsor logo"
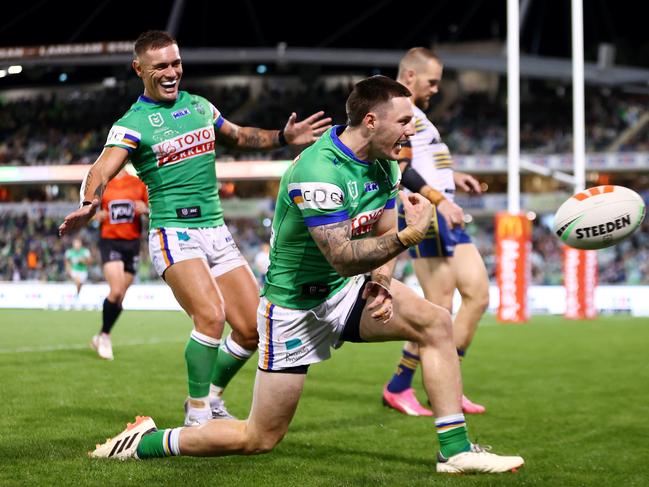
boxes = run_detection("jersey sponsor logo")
[148,112,164,127]
[152,126,215,167]
[364,181,379,193]
[108,200,135,224]
[175,206,202,219]
[351,207,384,237]
[106,125,141,149]
[172,108,190,119]
[287,182,344,210]
[347,181,359,200]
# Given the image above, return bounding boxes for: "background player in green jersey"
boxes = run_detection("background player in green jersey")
[90,76,523,475]
[382,47,490,417]
[59,30,331,425]
[64,237,91,297]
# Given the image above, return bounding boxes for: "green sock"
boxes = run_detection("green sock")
[435,414,471,458]
[136,429,179,459]
[212,335,254,390]
[185,331,220,398]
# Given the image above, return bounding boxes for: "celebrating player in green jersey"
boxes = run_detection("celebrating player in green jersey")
[89,75,524,475]
[59,30,331,425]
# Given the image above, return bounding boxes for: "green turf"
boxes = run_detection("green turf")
[1,309,648,486]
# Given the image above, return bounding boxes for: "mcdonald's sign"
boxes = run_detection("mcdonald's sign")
[496,213,532,240]
[495,213,531,323]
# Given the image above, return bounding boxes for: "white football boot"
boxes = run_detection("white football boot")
[436,444,524,474]
[89,416,157,460]
[91,333,114,360]
[209,395,236,420]
[183,398,211,426]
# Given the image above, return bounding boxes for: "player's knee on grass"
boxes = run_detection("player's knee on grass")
[242,430,285,455]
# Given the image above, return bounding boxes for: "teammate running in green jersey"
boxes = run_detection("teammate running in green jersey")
[59,30,331,425]
[65,237,91,296]
[89,75,524,475]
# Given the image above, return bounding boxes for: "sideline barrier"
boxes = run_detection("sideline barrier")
[1,282,648,317]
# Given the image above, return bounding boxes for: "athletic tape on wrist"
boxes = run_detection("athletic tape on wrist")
[396,226,426,247]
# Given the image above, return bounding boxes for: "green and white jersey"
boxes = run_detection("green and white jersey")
[105,91,225,228]
[262,125,401,309]
[65,247,90,272]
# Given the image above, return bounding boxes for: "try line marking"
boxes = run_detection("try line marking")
[0,338,184,354]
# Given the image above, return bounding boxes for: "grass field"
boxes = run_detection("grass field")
[1,309,648,486]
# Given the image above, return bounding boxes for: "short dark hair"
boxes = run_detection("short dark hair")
[134,30,177,58]
[346,75,412,127]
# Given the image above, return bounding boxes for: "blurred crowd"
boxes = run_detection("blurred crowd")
[1,80,647,166]
[2,208,648,285]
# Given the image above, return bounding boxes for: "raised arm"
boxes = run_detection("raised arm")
[308,192,433,277]
[59,146,129,236]
[215,111,332,150]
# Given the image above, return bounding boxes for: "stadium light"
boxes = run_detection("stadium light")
[0,69,6,78]
[7,65,22,74]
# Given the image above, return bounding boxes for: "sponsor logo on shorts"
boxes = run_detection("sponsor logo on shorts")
[285,346,310,364]
[175,206,202,219]
[176,231,190,241]
[172,108,190,119]
[285,338,303,350]
[152,126,215,167]
[148,112,164,127]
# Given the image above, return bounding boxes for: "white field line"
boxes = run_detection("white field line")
[0,337,184,354]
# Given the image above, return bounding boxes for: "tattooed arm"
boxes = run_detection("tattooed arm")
[308,216,404,278]
[59,146,128,236]
[215,111,332,150]
[308,192,433,277]
[369,207,399,286]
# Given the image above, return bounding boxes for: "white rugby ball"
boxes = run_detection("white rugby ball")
[554,185,645,250]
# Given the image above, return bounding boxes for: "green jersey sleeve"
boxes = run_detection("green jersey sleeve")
[287,156,349,227]
[105,116,142,153]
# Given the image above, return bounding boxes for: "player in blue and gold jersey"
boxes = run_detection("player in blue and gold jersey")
[382,47,490,417]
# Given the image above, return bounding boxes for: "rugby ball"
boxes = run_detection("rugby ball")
[554,185,645,250]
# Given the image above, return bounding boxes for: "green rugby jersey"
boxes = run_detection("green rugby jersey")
[262,125,401,309]
[65,247,90,272]
[105,91,224,228]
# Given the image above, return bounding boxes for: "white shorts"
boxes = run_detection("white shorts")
[70,270,88,283]
[257,275,366,371]
[149,225,247,278]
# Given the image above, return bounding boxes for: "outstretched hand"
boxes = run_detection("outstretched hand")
[59,199,99,236]
[363,280,393,323]
[283,111,332,146]
[454,171,482,194]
